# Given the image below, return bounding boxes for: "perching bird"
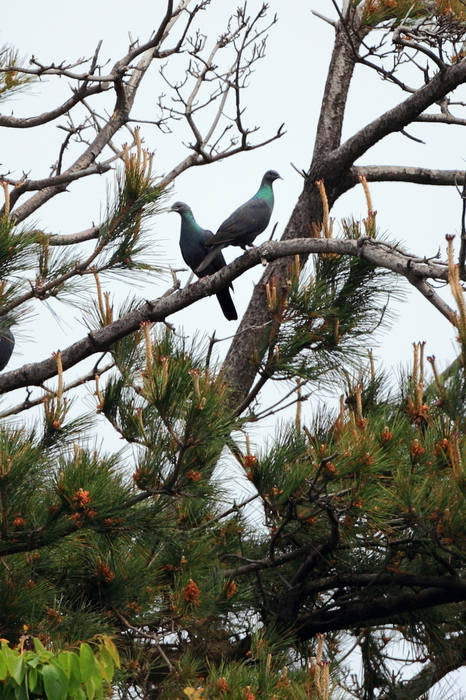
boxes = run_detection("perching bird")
[0,320,14,371]
[196,169,282,274]
[170,202,238,321]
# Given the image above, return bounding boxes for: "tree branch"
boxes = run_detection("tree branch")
[0,84,105,129]
[46,227,100,246]
[295,584,466,639]
[415,112,466,126]
[0,236,451,395]
[353,165,465,186]
[331,57,466,173]
[7,2,191,224]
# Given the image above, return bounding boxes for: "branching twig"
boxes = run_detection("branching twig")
[0,362,115,418]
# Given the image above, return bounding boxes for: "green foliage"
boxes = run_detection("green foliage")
[0,194,442,699]
[96,144,167,278]
[0,157,463,700]
[0,134,167,318]
[359,0,425,27]
[0,46,36,101]
[0,635,119,700]
[171,630,332,700]
[101,327,241,487]
[255,218,402,392]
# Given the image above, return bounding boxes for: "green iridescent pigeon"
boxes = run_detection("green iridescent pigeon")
[170,202,238,321]
[196,169,282,274]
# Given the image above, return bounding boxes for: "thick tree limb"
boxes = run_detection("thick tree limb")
[313,15,369,159]
[295,585,466,639]
[223,14,466,408]
[303,571,466,596]
[0,237,450,395]
[352,165,465,187]
[331,58,466,173]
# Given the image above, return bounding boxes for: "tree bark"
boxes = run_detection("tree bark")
[223,11,466,409]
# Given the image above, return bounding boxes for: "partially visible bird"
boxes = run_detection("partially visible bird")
[196,169,282,274]
[0,319,14,371]
[170,202,238,321]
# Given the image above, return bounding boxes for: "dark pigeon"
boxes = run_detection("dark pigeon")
[196,169,282,274]
[170,202,238,321]
[0,320,14,371]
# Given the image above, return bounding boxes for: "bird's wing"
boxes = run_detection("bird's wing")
[205,244,228,272]
[200,229,214,245]
[208,199,272,245]
[195,229,230,276]
[195,244,227,274]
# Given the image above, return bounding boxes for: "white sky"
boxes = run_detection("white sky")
[2,1,466,695]
[1,1,461,381]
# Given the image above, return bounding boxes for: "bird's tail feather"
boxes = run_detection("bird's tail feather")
[195,244,226,274]
[216,287,237,321]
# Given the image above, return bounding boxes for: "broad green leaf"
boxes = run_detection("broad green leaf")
[92,665,104,700]
[94,677,103,700]
[0,651,7,680]
[29,667,43,695]
[71,688,86,700]
[2,678,17,700]
[97,648,113,683]
[79,644,95,683]
[3,680,17,700]
[101,638,120,668]
[27,666,37,692]
[26,654,40,668]
[43,663,69,700]
[56,652,70,672]
[13,680,27,700]
[1,644,18,679]
[32,638,46,655]
[67,652,81,695]
[85,677,95,700]
[31,638,52,664]
[10,656,24,686]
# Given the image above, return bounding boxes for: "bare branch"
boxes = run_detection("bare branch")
[4,163,112,194]
[7,2,192,224]
[0,236,451,395]
[392,25,447,70]
[0,362,114,418]
[378,639,466,700]
[415,112,466,126]
[0,84,106,129]
[332,58,466,172]
[353,165,465,186]
[46,227,100,246]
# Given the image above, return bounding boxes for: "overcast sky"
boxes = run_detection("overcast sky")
[2,3,466,693]
[2,0,462,381]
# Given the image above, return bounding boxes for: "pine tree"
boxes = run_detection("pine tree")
[4,2,466,699]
